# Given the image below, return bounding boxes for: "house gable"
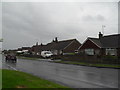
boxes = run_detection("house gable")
[63,39,81,53]
[79,39,101,50]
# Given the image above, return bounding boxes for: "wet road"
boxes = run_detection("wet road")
[2,56,119,88]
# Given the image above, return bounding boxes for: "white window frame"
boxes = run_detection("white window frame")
[85,49,94,55]
[106,48,116,55]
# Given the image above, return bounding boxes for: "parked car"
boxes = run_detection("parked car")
[5,54,17,63]
[41,51,53,58]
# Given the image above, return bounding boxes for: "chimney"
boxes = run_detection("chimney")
[99,32,103,39]
[41,43,43,46]
[36,42,38,46]
[55,37,58,42]
[52,39,55,42]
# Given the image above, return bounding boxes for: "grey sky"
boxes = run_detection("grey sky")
[2,2,118,50]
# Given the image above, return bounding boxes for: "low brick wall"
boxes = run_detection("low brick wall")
[18,54,43,58]
[18,54,120,64]
[53,54,120,64]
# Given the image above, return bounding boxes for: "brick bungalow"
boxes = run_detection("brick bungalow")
[78,32,120,57]
[32,37,81,55]
[16,47,31,54]
[31,42,40,55]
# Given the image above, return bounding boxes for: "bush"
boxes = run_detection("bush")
[103,55,118,60]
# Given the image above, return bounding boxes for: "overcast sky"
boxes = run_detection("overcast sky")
[2,1,118,50]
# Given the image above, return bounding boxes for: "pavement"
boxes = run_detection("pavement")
[1,55,119,88]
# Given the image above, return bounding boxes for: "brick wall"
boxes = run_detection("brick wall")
[54,54,120,64]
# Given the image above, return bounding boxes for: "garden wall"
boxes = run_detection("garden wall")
[53,54,120,64]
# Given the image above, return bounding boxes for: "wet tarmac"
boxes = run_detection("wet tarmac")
[2,56,119,88]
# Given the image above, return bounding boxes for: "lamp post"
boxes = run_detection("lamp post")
[0,38,2,54]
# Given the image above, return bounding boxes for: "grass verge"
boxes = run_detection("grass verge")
[2,69,68,88]
[54,61,120,68]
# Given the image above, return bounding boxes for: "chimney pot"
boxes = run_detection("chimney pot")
[55,37,58,42]
[99,32,103,39]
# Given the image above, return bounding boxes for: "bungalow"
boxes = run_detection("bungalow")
[78,32,120,57]
[16,47,31,54]
[32,37,81,55]
[46,37,81,55]
[31,42,41,55]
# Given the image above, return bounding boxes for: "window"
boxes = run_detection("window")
[75,50,78,53]
[53,50,58,55]
[106,48,116,55]
[85,49,94,55]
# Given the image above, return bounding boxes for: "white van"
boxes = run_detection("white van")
[41,51,53,58]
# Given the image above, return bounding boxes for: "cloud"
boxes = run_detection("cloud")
[82,14,105,22]
[2,2,118,50]
[96,15,105,21]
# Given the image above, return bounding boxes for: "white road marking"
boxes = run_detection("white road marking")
[6,64,17,71]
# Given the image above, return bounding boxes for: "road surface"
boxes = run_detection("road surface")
[2,55,119,88]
